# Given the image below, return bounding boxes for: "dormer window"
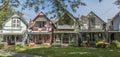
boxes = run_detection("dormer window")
[12,18,20,27]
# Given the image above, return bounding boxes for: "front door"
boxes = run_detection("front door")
[63,34,69,44]
[7,35,15,45]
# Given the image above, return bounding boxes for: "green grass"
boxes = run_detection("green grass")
[8,46,120,57]
[0,54,11,57]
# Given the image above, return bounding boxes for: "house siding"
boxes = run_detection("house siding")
[113,16,120,30]
[2,19,27,34]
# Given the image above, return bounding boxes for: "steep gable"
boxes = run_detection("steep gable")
[111,11,120,30]
[87,11,105,24]
[55,12,77,25]
[29,12,55,31]
[2,14,28,27]
[2,14,28,34]
[32,12,48,22]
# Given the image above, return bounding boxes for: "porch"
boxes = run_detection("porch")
[2,35,23,45]
[79,31,108,47]
[28,32,53,46]
[53,32,79,46]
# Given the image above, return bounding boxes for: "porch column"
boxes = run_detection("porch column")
[35,35,36,43]
[108,32,110,42]
[106,31,109,42]
[5,35,7,43]
[69,34,70,45]
[76,33,78,45]
[80,32,82,41]
[27,34,30,43]
[15,36,17,45]
[103,31,108,42]
[54,34,56,45]
[61,34,63,45]
[42,35,44,44]
[50,34,52,44]
[91,33,93,41]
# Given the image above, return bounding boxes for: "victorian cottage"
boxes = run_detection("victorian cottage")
[2,14,28,45]
[53,11,79,46]
[28,12,55,46]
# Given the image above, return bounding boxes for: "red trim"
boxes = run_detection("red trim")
[29,12,56,31]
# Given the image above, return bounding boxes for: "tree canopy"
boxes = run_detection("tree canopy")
[0,0,13,27]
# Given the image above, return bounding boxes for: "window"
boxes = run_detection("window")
[12,18,20,27]
[89,17,95,27]
[35,21,45,28]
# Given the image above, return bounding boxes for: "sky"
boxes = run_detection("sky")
[15,0,120,22]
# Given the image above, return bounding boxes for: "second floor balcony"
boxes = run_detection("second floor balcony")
[57,25,78,29]
[32,27,52,32]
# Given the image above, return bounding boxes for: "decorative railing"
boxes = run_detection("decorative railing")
[33,27,52,32]
[57,25,77,29]
[80,25,103,30]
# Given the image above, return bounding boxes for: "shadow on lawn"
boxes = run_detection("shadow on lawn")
[17,47,93,57]
[10,47,120,57]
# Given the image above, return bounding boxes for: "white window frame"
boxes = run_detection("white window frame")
[12,18,20,28]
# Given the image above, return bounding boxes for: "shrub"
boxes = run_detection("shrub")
[39,45,51,48]
[7,45,26,52]
[81,41,88,47]
[96,41,110,48]
[0,43,7,49]
[111,40,120,48]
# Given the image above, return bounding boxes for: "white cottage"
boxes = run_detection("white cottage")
[2,14,28,45]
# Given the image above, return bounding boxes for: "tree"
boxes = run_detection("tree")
[0,0,102,17]
[0,0,13,27]
[0,0,86,17]
[115,0,120,6]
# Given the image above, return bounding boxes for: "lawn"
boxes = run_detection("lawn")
[8,46,120,57]
[0,54,11,57]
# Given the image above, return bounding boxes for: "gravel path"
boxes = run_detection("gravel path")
[0,50,42,57]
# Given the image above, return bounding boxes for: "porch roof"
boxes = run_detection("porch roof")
[108,31,120,32]
[2,30,27,35]
[80,30,105,32]
[3,33,23,35]
[28,31,52,34]
[54,31,78,33]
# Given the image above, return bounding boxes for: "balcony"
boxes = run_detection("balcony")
[33,27,52,32]
[57,25,77,29]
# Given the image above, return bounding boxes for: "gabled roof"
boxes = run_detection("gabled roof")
[2,14,28,26]
[54,11,78,23]
[87,11,106,23]
[111,11,120,22]
[32,12,49,21]
[29,12,56,29]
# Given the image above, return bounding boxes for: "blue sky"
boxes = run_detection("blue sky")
[15,0,120,22]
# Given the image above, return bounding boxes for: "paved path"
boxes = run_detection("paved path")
[0,50,42,57]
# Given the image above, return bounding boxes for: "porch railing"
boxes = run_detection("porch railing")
[57,25,77,29]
